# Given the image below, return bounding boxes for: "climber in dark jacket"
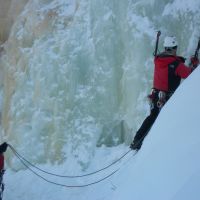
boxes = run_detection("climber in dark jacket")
[130,36,199,151]
[0,143,8,171]
[0,142,8,200]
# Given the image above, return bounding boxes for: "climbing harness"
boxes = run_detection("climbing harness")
[147,89,171,110]
[8,144,136,188]
[157,91,167,109]
[147,88,157,109]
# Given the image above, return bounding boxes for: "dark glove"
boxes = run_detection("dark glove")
[178,56,186,63]
[190,56,199,67]
[0,142,8,154]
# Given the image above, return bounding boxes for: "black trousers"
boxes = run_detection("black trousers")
[133,105,160,147]
[132,90,170,148]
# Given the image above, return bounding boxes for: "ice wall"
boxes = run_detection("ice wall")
[0,0,200,167]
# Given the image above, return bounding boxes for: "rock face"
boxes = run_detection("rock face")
[0,0,11,43]
[0,0,28,44]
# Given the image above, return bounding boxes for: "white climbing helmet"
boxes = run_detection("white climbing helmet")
[163,36,178,48]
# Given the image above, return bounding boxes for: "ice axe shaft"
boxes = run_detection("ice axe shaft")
[154,31,161,57]
[194,37,200,59]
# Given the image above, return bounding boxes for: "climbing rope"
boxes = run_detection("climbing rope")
[7,140,140,188]
[10,146,119,188]
[8,144,132,178]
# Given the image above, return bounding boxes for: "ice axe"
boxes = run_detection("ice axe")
[194,37,200,59]
[190,37,200,68]
[153,30,161,57]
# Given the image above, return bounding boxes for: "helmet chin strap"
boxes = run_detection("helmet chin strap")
[164,48,177,56]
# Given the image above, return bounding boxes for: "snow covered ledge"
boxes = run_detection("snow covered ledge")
[110,66,200,200]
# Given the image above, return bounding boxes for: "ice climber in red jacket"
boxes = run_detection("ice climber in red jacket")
[130,36,199,151]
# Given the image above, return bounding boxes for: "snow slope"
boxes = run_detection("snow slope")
[109,66,200,200]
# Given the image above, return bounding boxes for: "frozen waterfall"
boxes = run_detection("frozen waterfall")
[0,0,200,169]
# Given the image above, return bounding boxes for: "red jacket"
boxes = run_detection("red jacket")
[0,154,4,171]
[153,53,192,92]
